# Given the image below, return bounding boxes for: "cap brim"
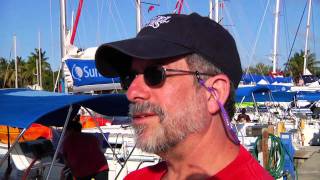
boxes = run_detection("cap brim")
[95,36,192,77]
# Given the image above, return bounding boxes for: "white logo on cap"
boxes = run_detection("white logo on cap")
[146,15,171,28]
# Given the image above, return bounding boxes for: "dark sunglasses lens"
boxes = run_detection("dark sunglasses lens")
[120,74,135,90]
[144,66,165,86]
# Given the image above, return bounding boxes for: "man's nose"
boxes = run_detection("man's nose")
[126,74,151,103]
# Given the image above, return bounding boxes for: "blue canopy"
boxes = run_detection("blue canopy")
[236,85,295,102]
[0,89,129,128]
[241,74,293,84]
[236,85,270,102]
[296,91,320,101]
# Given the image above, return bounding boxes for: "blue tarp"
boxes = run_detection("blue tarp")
[65,59,120,87]
[0,89,129,128]
[242,74,293,84]
[236,85,295,102]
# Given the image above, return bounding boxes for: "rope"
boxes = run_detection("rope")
[245,0,271,76]
[253,133,285,179]
[284,0,308,71]
[22,158,39,180]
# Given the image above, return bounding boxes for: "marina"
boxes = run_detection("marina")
[1,0,320,179]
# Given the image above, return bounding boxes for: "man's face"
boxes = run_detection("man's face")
[127,57,210,154]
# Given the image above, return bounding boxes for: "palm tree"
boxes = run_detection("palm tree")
[0,57,7,87]
[245,63,273,75]
[0,48,54,89]
[284,50,320,80]
[16,56,31,87]
[2,60,15,88]
[26,48,53,90]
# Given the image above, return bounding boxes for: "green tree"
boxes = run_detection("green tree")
[0,48,55,90]
[0,56,29,88]
[284,50,320,80]
[2,59,15,88]
[26,48,53,90]
[0,57,7,87]
[244,63,273,75]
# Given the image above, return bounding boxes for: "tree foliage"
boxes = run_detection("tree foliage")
[244,63,273,75]
[284,50,320,80]
[0,48,59,91]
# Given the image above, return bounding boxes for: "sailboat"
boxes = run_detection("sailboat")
[289,0,320,92]
[234,1,320,178]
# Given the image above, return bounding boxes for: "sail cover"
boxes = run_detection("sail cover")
[65,59,121,92]
[0,89,129,128]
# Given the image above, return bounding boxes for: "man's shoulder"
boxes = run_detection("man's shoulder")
[124,161,167,180]
[214,145,273,180]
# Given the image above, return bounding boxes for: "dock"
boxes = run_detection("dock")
[295,146,320,180]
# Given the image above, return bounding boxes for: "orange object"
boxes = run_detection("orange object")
[80,115,111,128]
[0,123,52,144]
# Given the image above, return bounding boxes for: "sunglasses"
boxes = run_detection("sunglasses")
[120,65,215,90]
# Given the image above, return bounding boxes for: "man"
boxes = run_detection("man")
[62,115,108,180]
[95,13,272,180]
[237,108,251,123]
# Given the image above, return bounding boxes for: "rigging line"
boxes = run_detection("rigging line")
[311,3,316,54]
[96,0,101,45]
[77,1,89,49]
[112,0,129,38]
[156,0,161,15]
[138,0,148,29]
[49,0,56,75]
[136,0,147,29]
[223,2,250,70]
[283,0,291,65]
[129,0,136,10]
[108,0,122,40]
[97,0,105,45]
[245,0,271,76]
[141,2,160,6]
[283,0,308,71]
[183,0,192,13]
[165,0,170,13]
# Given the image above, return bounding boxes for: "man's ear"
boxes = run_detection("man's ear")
[204,74,231,114]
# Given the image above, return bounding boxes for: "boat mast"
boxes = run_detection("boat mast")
[60,0,68,93]
[209,0,219,22]
[303,0,312,75]
[136,0,141,33]
[60,0,67,58]
[215,0,219,22]
[14,35,18,88]
[209,0,213,20]
[272,0,280,73]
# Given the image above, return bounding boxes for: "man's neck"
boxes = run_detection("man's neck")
[159,116,240,180]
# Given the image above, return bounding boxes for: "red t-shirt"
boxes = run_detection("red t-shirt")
[124,145,274,180]
[62,132,108,178]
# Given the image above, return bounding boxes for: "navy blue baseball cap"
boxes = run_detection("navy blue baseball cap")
[95,13,242,88]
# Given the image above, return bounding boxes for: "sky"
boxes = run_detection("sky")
[1,0,320,72]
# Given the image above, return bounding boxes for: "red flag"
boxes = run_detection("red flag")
[148,5,155,13]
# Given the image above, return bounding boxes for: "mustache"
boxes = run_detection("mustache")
[129,102,165,121]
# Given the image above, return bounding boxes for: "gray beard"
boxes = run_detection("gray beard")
[129,95,208,154]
